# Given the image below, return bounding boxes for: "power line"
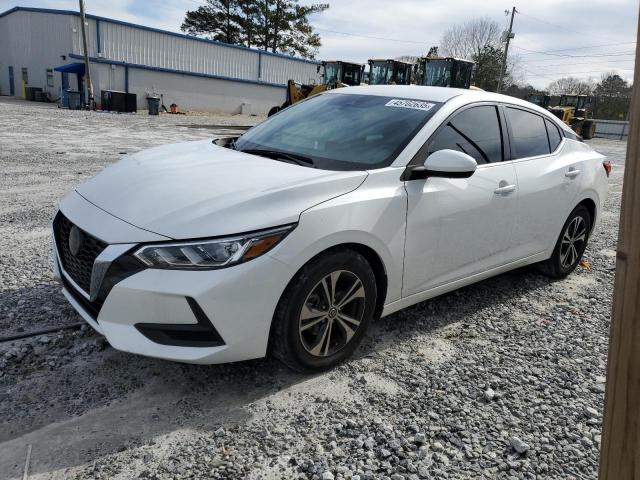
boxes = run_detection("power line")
[516,41,637,56]
[520,65,634,84]
[315,28,436,45]
[518,11,621,44]
[526,68,634,76]
[520,67,556,81]
[513,45,636,58]
[524,58,636,68]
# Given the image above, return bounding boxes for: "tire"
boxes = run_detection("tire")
[267,106,280,117]
[571,119,583,136]
[538,205,592,279]
[269,248,378,372]
[582,120,596,140]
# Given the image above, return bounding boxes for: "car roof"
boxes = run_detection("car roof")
[327,85,564,124]
[327,85,466,102]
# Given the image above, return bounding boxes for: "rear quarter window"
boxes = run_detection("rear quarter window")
[506,107,551,159]
[545,119,563,152]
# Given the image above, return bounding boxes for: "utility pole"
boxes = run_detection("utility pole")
[598,5,640,478]
[497,6,516,93]
[78,0,94,109]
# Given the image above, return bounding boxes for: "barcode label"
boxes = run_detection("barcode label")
[385,99,436,111]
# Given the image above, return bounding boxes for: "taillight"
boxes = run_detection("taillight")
[603,160,612,177]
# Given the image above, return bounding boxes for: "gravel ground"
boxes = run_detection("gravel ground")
[0,96,625,480]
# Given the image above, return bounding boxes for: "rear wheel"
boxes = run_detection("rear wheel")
[571,119,583,136]
[582,120,596,140]
[269,249,377,372]
[538,205,592,278]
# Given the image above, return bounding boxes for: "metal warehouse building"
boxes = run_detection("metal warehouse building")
[0,6,321,113]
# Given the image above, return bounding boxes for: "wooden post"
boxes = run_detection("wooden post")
[598,6,640,479]
[78,0,94,109]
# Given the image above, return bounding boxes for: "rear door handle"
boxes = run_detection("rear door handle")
[494,184,516,195]
[566,168,581,178]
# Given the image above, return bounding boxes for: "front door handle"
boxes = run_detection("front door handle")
[566,168,581,179]
[494,184,516,195]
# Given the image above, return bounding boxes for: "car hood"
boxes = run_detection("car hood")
[77,140,367,239]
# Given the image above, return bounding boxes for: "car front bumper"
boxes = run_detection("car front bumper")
[53,195,294,364]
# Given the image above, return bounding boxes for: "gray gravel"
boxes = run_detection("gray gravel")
[0,96,625,479]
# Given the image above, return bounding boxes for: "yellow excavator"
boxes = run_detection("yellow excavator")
[549,94,596,140]
[414,57,474,88]
[367,59,413,85]
[267,60,363,117]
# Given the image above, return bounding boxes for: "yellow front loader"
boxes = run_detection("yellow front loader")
[268,61,363,117]
[549,94,596,140]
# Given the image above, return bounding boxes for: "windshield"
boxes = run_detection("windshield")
[324,63,342,84]
[560,96,580,107]
[396,64,411,84]
[453,62,473,88]
[342,65,362,85]
[424,60,451,86]
[369,62,392,85]
[235,93,442,171]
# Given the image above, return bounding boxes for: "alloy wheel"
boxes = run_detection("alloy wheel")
[560,216,587,269]
[298,270,366,357]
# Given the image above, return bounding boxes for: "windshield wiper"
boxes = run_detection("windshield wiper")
[239,148,315,167]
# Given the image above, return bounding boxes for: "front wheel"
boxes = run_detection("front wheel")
[269,249,377,372]
[538,205,592,278]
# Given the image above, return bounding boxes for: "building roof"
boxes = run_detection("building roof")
[0,6,319,66]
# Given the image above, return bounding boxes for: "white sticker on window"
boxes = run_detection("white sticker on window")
[385,99,436,111]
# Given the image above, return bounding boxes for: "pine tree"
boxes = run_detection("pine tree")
[181,0,328,59]
[181,0,242,44]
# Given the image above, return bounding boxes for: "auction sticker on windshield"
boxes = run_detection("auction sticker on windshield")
[385,99,436,111]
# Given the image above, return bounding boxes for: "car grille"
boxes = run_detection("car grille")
[53,212,107,295]
[61,274,104,319]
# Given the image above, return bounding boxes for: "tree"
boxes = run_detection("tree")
[503,83,543,99]
[592,72,632,120]
[439,17,515,91]
[181,0,329,59]
[472,45,508,91]
[182,0,242,44]
[268,1,328,58]
[546,77,594,95]
[440,17,502,60]
[595,72,631,98]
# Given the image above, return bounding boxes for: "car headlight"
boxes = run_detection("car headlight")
[133,224,295,270]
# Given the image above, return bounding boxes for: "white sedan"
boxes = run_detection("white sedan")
[52,86,610,371]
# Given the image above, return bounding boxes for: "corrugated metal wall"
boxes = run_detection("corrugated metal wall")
[0,7,323,112]
[594,119,629,139]
[0,10,74,96]
[69,15,320,86]
[260,54,320,85]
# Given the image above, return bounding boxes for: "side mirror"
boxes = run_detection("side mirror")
[405,149,477,180]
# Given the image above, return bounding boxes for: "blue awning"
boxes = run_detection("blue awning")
[54,62,85,74]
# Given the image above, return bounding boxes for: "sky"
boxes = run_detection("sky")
[1,0,637,89]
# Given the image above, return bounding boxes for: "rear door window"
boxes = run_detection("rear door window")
[506,107,551,159]
[545,119,563,152]
[427,105,503,164]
